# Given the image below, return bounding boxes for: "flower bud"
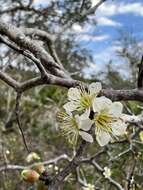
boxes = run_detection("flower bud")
[21,169,40,183]
[26,152,41,163]
[33,163,45,174]
[139,131,143,142]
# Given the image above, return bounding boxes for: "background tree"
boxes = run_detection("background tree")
[0,1,143,190]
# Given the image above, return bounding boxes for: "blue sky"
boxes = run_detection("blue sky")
[74,0,143,77]
[34,0,143,77]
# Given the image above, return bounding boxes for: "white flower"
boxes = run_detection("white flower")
[5,150,10,155]
[54,166,59,171]
[92,96,127,146]
[83,183,95,190]
[63,82,102,113]
[58,111,93,145]
[48,164,53,169]
[26,152,40,163]
[103,167,111,178]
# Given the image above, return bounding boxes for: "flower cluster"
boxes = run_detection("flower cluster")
[58,82,127,146]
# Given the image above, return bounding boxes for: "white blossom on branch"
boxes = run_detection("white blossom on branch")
[92,96,127,146]
[63,82,102,113]
[58,111,93,145]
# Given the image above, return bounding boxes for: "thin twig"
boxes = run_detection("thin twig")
[15,92,30,153]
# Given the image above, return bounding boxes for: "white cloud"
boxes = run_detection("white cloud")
[96,2,143,17]
[96,2,117,17]
[34,0,52,6]
[97,17,122,27]
[72,24,85,33]
[77,34,109,42]
[118,3,143,16]
[84,43,129,78]
[72,23,94,33]
[89,44,123,68]
[91,0,101,6]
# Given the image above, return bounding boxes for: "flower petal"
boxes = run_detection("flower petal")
[89,82,102,95]
[67,88,80,101]
[109,102,123,117]
[121,114,139,123]
[92,96,112,113]
[112,120,127,136]
[79,118,93,131]
[79,131,93,143]
[96,130,111,146]
[63,102,78,112]
[80,109,90,119]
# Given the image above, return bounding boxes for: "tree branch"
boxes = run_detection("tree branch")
[0,154,70,172]
[15,92,30,153]
[0,70,20,90]
[57,0,107,36]
[22,28,63,67]
[48,140,87,190]
[0,34,48,76]
[0,20,69,78]
[137,55,143,88]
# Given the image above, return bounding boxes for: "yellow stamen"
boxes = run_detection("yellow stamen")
[94,112,117,133]
[57,112,80,145]
[79,86,95,110]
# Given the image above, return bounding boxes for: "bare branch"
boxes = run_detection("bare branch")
[0,20,69,78]
[137,55,143,88]
[0,5,51,16]
[20,77,143,102]
[0,34,48,76]
[125,158,136,190]
[0,70,20,90]
[22,28,63,67]
[0,154,70,172]
[82,159,124,190]
[81,0,107,17]
[48,140,87,190]
[1,67,143,104]
[57,0,107,36]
